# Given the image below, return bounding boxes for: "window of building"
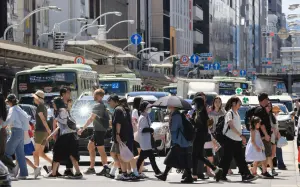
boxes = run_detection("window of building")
[37,6,41,23]
[44,10,49,26]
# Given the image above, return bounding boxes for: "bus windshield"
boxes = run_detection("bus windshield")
[17,72,77,94]
[100,81,127,95]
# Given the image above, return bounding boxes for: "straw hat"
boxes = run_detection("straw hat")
[272,105,281,113]
[32,90,45,101]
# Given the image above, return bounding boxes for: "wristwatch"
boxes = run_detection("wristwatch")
[116,133,120,135]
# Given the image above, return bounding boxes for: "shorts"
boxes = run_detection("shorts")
[263,140,272,157]
[111,142,120,154]
[110,142,127,154]
[90,131,106,146]
[205,149,213,157]
[34,131,48,146]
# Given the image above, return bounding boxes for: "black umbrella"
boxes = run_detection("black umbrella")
[152,96,192,110]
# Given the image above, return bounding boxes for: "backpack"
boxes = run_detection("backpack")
[178,113,195,141]
[213,111,233,145]
[244,106,259,131]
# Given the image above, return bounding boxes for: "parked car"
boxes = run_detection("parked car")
[272,103,294,140]
[149,107,171,155]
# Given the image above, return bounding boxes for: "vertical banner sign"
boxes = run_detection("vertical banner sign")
[170,27,176,55]
[189,0,192,31]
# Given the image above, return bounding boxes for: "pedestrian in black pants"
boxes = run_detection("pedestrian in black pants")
[219,96,257,182]
[136,102,161,175]
[191,97,223,182]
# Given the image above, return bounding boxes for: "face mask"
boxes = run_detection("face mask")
[147,108,152,113]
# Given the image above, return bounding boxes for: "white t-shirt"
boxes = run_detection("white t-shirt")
[223,109,242,141]
[131,109,139,132]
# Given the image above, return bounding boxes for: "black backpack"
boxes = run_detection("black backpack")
[244,106,259,131]
[213,111,233,145]
[178,113,195,141]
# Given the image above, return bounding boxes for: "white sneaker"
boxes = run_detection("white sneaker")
[34,167,42,179]
[10,165,19,178]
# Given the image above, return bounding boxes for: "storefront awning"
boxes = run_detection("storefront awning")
[116,53,139,60]
[65,40,125,57]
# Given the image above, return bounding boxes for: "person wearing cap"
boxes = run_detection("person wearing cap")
[1,94,29,179]
[32,90,52,168]
[107,94,130,180]
[136,101,161,176]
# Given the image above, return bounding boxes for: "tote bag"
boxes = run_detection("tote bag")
[277,137,288,148]
[119,142,134,162]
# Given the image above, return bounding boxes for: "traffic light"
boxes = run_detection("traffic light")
[262,32,275,37]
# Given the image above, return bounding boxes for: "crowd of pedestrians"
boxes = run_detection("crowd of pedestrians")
[0,88,290,183]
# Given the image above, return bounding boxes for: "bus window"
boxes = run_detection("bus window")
[17,72,77,94]
[84,80,87,90]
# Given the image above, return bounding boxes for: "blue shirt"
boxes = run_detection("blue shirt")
[170,113,191,148]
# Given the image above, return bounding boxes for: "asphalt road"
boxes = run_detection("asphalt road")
[13,141,300,187]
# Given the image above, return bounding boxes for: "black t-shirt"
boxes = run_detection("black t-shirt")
[112,105,129,143]
[253,106,272,137]
[192,110,209,134]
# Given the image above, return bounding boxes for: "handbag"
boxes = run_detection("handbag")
[277,137,288,148]
[59,110,77,130]
[119,142,134,162]
[146,116,157,150]
[67,115,77,130]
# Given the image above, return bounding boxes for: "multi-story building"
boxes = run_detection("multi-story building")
[239,0,261,70]
[128,0,194,65]
[48,0,129,49]
[268,0,282,60]
[1,0,50,46]
[194,0,238,67]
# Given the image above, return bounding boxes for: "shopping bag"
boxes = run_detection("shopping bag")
[119,142,134,162]
[277,137,288,148]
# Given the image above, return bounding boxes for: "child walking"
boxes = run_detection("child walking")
[245,116,266,175]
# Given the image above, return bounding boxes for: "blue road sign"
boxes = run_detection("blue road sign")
[130,34,142,45]
[204,64,214,70]
[277,82,285,89]
[213,62,221,70]
[240,69,247,77]
[199,53,212,57]
[190,54,199,64]
[204,64,210,70]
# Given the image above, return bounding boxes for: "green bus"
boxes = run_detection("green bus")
[12,64,98,102]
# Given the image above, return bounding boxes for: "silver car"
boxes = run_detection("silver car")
[149,107,171,155]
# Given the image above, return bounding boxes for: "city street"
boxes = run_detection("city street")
[13,141,299,187]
